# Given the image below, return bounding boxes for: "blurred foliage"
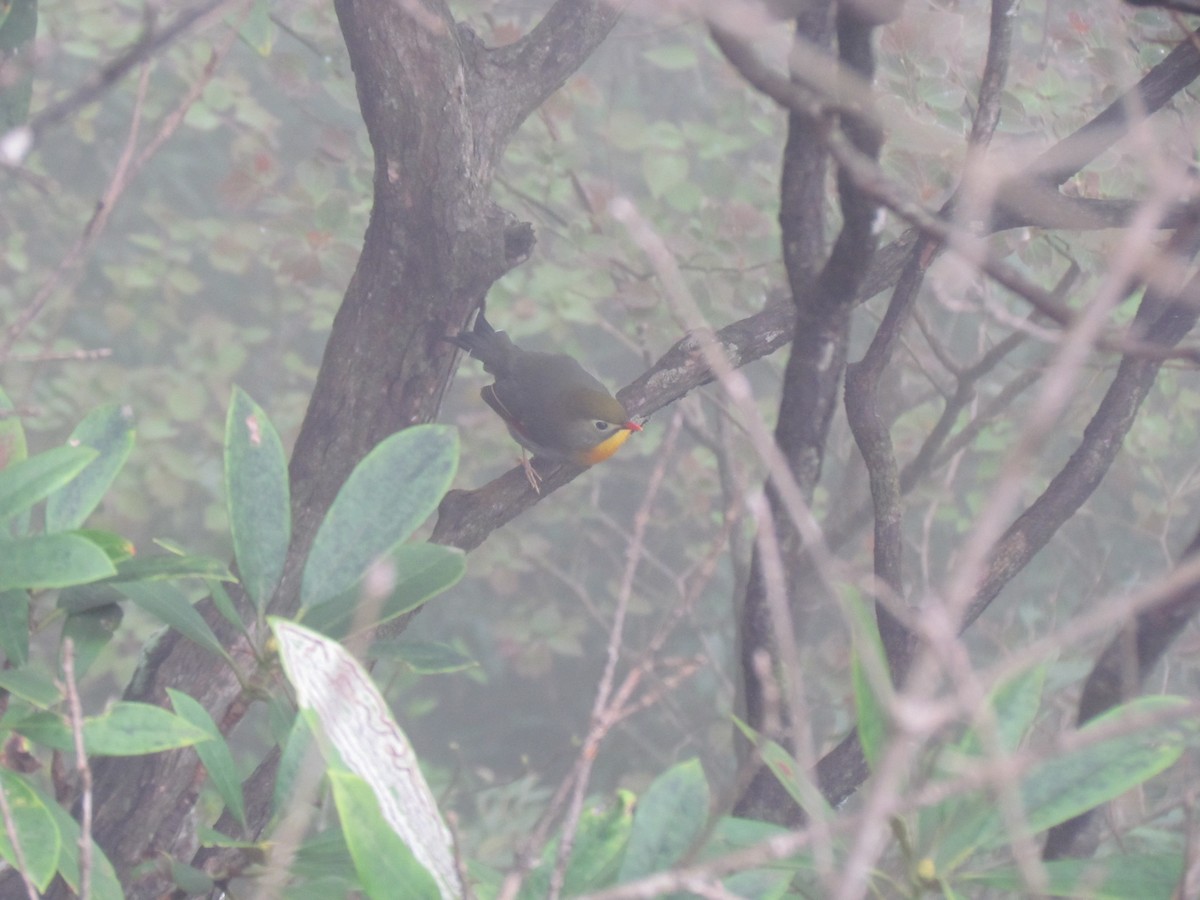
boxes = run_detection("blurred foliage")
[2,0,1200,894]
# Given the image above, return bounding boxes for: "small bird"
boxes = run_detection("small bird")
[448,309,642,490]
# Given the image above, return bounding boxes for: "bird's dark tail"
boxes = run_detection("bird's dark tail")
[446,307,516,375]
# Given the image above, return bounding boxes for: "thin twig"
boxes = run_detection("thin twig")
[545,412,683,900]
[2,1,249,359]
[62,638,94,900]
[4,0,235,154]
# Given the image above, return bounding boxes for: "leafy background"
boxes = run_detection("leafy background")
[4,0,1200,876]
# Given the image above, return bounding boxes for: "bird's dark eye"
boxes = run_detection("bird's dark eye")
[594,420,611,432]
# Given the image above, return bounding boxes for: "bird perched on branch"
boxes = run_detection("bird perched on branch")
[447,309,642,491]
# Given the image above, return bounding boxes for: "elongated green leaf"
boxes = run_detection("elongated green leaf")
[271,619,461,899]
[0,387,27,472]
[921,666,1049,855]
[958,666,1047,759]
[17,702,213,756]
[301,425,458,608]
[329,770,443,900]
[0,0,37,129]
[0,533,117,591]
[110,553,235,584]
[35,783,124,900]
[58,583,123,614]
[75,529,136,563]
[45,404,135,532]
[938,696,1196,867]
[705,816,798,899]
[225,387,290,610]
[168,689,246,828]
[0,667,61,708]
[61,604,123,677]
[83,701,214,756]
[117,582,228,662]
[963,852,1183,899]
[0,589,30,665]
[993,696,1195,845]
[0,445,97,523]
[847,593,890,773]
[10,709,72,750]
[236,0,276,56]
[0,770,61,892]
[368,639,477,675]
[208,578,246,633]
[302,543,465,638]
[169,859,215,894]
[521,791,635,899]
[272,710,316,820]
[291,827,356,883]
[732,717,833,822]
[618,758,710,882]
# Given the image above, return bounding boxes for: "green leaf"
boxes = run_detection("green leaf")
[57,583,123,614]
[271,619,461,898]
[0,388,27,471]
[169,858,216,894]
[9,709,72,749]
[301,543,465,638]
[235,0,275,55]
[963,852,1183,899]
[0,445,97,524]
[618,758,710,882]
[921,666,1048,856]
[521,791,634,898]
[168,689,246,828]
[0,533,117,591]
[116,581,229,662]
[0,667,61,708]
[110,553,236,584]
[290,826,356,882]
[641,150,689,199]
[368,639,477,675]
[208,578,247,633]
[732,717,833,822]
[75,529,136,563]
[988,696,1195,847]
[957,665,1046,758]
[704,816,799,898]
[0,0,37,129]
[15,702,213,756]
[83,701,214,756]
[642,45,699,71]
[0,589,30,665]
[936,696,1196,869]
[301,425,458,608]
[225,386,290,610]
[0,770,61,892]
[273,710,316,819]
[848,594,891,773]
[329,769,443,900]
[45,404,135,532]
[60,604,124,677]
[35,782,124,900]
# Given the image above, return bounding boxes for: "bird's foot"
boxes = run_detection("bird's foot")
[519,453,543,493]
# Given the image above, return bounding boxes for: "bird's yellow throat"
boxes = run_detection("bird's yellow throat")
[576,427,636,466]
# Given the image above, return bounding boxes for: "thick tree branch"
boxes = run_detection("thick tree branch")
[845,0,1016,685]
[468,0,622,152]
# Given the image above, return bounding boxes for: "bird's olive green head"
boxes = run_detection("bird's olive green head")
[542,388,641,464]
[566,388,631,428]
